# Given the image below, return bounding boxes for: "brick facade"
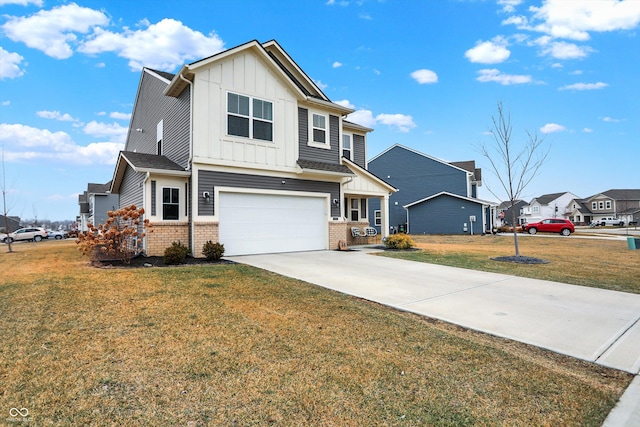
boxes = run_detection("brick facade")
[193,221,219,258]
[146,221,189,256]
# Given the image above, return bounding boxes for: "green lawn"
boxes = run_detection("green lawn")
[0,240,633,426]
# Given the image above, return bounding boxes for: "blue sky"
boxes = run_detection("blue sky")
[1,0,638,221]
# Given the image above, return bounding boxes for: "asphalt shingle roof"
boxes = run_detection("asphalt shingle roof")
[121,151,185,172]
[297,159,353,175]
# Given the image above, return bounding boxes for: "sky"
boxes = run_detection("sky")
[0,0,638,221]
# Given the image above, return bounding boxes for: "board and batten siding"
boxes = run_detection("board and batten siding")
[119,166,144,210]
[197,170,341,218]
[191,51,297,170]
[353,134,366,168]
[407,195,485,235]
[126,70,191,168]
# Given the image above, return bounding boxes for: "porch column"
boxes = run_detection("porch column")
[381,194,390,238]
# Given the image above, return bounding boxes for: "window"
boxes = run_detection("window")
[157,120,163,155]
[227,92,272,141]
[374,210,381,226]
[598,201,604,210]
[533,206,539,214]
[592,202,597,210]
[605,200,611,209]
[312,113,327,144]
[342,134,352,159]
[346,197,367,221]
[162,187,179,220]
[350,198,359,221]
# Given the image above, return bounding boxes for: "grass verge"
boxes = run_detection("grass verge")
[378,234,640,294]
[0,240,633,426]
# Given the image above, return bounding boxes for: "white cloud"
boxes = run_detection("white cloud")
[498,0,523,14]
[2,101,10,106]
[541,41,592,59]
[540,123,566,134]
[109,112,131,120]
[602,116,622,122]
[559,82,608,91]
[83,121,128,142]
[0,47,26,79]
[0,0,43,6]
[375,113,416,133]
[2,3,109,59]
[346,109,377,128]
[476,69,532,85]
[37,110,78,122]
[79,18,225,71]
[583,128,593,133]
[335,99,355,109]
[465,37,511,64]
[529,0,640,41]
[314,80,328,90]
[0,123,122,165]
[410,69,438,84]
[359,13,372,20]
[332,61,342,68]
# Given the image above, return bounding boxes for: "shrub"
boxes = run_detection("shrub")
[202,241,225,261]
[164,241,190,265]
[384,234,415,250]
[76,205,150,264]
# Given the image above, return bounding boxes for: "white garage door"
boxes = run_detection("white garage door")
[219,192,328,256]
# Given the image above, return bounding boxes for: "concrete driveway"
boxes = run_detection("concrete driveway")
[227,248,640,425]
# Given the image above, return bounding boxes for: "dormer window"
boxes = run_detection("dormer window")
[227,92,273,141]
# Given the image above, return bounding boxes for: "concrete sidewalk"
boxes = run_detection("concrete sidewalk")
[227,248,640,426]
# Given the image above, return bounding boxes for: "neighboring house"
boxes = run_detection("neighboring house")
[110,39,395,257]
[77,182,119,232]
[519,192,579,225]
[0,215,21,233]
[566,189,640,225]
[367,144,496,235]
[497,200,527,226]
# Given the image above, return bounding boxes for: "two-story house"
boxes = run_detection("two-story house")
[518,192,579,224]
[566,189,640,225]
[110,40,395,257]
[76,182,119,232]
[367,145,496,235]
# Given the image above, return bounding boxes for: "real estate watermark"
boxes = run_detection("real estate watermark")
[7,408,31,423]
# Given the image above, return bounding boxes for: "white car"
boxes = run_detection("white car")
[593,217,625,227]
[2,227,48,243]
[46,229,67,240]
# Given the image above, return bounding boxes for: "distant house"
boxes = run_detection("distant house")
[77,181,119,232]
[566,189,640,225]
[109,39,395,257]
[497,200,527,226]
[367,144,496,235]
[0,215,21,233]
[519,192,579,225]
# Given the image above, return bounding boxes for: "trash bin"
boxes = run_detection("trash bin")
[627,237,640,250]
[398,223,406,233]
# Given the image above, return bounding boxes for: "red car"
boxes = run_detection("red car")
[523,219,575,236]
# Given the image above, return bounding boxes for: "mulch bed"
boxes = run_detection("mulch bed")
[491,256,549,264]
[92,255,234,268]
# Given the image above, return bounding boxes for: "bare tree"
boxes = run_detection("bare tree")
[479,101,549,257]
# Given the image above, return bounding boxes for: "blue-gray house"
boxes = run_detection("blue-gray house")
[368,144,497,235]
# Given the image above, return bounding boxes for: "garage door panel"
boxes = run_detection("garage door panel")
[219,193,327,256]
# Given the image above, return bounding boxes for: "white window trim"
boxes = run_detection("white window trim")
[308,111,330,149]
[342,133,353,160]
[162,186,180,221]
[374,210,381,226]
[226,91,274,142]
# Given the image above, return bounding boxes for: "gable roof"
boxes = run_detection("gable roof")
[404,191,497,209]
[370,144,473,176]
[111,151,190,192]
[532,192,573,205]
[341,157,397,193]
[87,181,112,195]
[600,189,640,200]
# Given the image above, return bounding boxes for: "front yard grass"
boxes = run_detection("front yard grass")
[0,240,633,426]
[379,234,640,294]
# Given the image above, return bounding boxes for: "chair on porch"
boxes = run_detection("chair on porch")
[363,227,378,238]
[351,227,365,244]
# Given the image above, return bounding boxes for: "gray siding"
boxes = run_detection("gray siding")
[368,146,469,230]
[198,170,340,217]
[407,195,485,235]
[353,134,366,168]
[297,108,341,164]
[126,70,190,168]
[119,166,144,209]
[94,194,119,226]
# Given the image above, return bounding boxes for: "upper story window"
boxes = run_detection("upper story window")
[227,92,273,141]
[533,205,539,214]
[157,120,163,155]
[598,201,604,210]
[311,113,328,147]
[342,134,352,160]
[163,187,180,220]
[605,200,611,209]
[592,201,597,210]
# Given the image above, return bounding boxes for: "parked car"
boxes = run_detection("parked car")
[522,219,575,236]
[46,229,67,240]
[2,227,48,243]
[592,217,625,227]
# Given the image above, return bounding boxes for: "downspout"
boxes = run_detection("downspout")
[341,176,354,220]
[142,172,150,254]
